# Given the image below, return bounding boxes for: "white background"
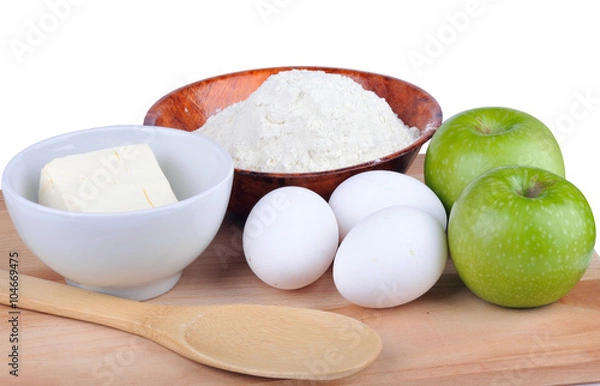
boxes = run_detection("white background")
[1,0,599,251]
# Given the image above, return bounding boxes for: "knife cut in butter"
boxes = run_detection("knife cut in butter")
[38,144,178,213]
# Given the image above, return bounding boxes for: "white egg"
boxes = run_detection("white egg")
[333,206,447,308]
[328,170,447,241]
[243,186,339,290]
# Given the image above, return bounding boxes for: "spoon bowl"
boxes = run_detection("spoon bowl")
[0,270,382,380]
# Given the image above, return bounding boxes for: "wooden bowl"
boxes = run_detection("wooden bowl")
[144,66,443,215]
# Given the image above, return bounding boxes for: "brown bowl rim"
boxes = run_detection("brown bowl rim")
[145,65,443,178]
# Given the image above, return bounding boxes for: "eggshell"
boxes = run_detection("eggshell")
[329,170,447,241]
[243,186,339,290]
[333,205,447,308]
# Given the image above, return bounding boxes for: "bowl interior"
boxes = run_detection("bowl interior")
[144,66,442,139]
[3,125,233,208]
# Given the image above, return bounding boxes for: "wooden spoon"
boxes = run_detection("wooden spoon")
[0,270,382,380]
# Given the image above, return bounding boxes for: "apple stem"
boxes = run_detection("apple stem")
[475,125,491,134]
[521,176,554,198]
[473,117,514,135]
[525,183,544,198]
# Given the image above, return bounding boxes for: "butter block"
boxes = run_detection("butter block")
[38,144,178,212]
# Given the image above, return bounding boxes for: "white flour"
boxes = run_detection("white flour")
[195,69,420,173]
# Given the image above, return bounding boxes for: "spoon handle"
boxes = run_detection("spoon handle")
[0,269,155,332]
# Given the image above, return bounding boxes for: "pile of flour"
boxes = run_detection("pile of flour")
[195,69,420,173]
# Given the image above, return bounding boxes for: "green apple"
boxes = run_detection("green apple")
[448,166,596,308]
[425,107,565,214]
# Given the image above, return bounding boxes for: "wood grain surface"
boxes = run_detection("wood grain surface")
[1,155,599,385]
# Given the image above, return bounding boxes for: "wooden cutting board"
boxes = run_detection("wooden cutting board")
[1,155,599,385]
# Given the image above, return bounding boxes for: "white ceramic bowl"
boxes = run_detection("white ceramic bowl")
[2,125,233,300]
